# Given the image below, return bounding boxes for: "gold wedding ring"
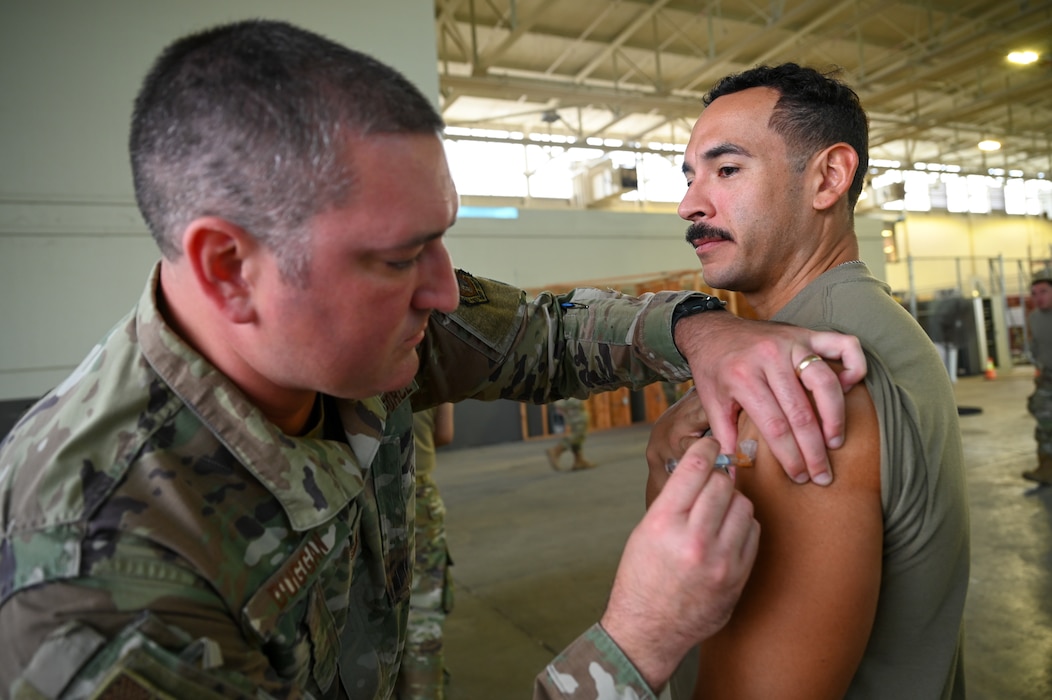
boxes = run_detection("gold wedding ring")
[795,353,824,377]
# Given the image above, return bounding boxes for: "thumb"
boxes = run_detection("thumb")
[652,437,721,513]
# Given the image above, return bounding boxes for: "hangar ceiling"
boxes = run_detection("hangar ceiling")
[435,0,1052,180]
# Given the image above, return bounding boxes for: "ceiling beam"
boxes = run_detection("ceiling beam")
[473,0,564,75]
[440,72,705,118]
[543,0,623,75]
[574,0,674,83]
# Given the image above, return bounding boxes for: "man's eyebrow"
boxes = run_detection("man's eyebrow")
[681,142,754,176]
[383,230,446,252]
[705,142,752,160]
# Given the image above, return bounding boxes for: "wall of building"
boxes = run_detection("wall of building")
[885,212,1052,298]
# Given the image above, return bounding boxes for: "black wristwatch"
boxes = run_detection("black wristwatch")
[671,294,726,328]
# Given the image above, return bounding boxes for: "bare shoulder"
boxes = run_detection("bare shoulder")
[693,366,883,700]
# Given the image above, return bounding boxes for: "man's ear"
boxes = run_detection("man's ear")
[811,143,858,211]
[180,217,259,324]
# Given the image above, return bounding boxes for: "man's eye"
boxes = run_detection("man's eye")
[718,165,739,177]
[388,257,419,270]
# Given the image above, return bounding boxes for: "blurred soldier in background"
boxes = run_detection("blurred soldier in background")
[547,397,596,471]
[1025,270,1052,485]
[398,403,456,699]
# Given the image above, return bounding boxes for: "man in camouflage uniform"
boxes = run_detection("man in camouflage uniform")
[397,404,455,699]
[1025,271,1052,485]
[0,20,867,700]
[547,398,596,471]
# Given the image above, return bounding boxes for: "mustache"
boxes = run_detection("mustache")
[685,222,733,246]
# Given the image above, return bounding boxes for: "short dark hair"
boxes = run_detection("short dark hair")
[130,19,444,283]
[703,63,869,209]
[1032,275,1052,289]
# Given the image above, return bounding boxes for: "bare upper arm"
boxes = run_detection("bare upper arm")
[692,377,882,700]
[432,402,455,447]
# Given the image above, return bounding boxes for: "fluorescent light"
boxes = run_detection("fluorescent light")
[1007,50,1040,65]
[978,140,1001,152]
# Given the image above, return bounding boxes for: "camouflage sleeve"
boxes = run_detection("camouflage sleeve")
[413,270,715,407]
[532,623,657,700]
[9,612,280,700]
[1,567,295,699]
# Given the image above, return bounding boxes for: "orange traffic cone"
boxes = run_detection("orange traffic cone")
[984,357,997,380]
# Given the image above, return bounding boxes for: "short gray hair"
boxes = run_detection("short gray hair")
[130,20,445,284]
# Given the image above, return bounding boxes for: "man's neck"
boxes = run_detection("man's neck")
[157,263,317,436]
[744,243,860,320]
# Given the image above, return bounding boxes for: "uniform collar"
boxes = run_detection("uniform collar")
[134,263,394,531]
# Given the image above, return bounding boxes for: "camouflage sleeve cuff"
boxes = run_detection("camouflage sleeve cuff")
[533,623,657,700]
[636,290,721,383]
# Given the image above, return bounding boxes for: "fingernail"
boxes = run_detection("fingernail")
[793,472,810,484]
[828,435,844,449]
[813,471,832,486]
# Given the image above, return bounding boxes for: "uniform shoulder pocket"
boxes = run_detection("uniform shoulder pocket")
[437,270,527,361]
[11,615,261,700]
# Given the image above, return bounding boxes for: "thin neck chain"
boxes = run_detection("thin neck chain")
[834,259,864,269]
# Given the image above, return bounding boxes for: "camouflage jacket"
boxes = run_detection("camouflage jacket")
[0,265,700,700]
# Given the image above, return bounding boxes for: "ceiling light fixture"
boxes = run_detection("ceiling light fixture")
[978,140,1001,152]
[1007,50,1040,65]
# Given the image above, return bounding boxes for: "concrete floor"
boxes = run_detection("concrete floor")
[436,367,1052,699]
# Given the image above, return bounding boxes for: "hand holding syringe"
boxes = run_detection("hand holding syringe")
[665,438,757,475]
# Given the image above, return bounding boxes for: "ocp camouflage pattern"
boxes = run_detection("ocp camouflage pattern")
[0,264,701,699]
[535,624,653,700]
[553,398,590,450]
[396,477,451,699]
[396,408,453,699]
[1029,370,1052,458]
[1028,309,1052,460]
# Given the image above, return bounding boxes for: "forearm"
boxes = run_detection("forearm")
[672,308,739,380]
[432,402,455,446]
[414,271,710,406]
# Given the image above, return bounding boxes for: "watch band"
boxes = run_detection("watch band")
[671,294,726,327]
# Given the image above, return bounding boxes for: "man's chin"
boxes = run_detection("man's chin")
[328,356,419,400]
[696,265,725,289]
[378,355,421,394]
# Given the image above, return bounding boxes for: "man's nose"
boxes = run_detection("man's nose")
[678,181,710,222]
[417,242,460,313]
